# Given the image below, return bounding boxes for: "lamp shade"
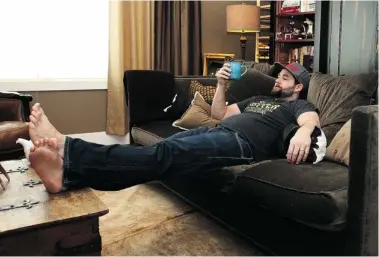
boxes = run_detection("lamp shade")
[226,4,260,33]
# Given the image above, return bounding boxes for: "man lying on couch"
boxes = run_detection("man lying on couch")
[26,62,326,194]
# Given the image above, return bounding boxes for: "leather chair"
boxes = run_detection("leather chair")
[0,91,33,161]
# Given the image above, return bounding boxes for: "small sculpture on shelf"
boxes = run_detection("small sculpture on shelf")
[280,19,306,40]
[304,18,314,39]
[292,27,302,38]
[279,20,295,40]
[276,31,283,40]
[277,17,314,41]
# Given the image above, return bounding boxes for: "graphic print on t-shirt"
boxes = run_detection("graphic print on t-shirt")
[243,100,281,115]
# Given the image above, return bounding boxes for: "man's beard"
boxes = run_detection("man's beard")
[271,88,295,98]
[280,88,295,98]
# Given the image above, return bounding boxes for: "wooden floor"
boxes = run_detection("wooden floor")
[70,132,265,256]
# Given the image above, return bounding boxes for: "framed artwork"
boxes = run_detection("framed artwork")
[202,53,235,76]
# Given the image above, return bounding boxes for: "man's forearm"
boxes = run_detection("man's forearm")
[299,121,317,135]
[211,83,227,119]
[297,112,320,136]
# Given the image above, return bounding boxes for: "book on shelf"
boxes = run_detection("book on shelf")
[277,46,314,64]
[289,46,314,64]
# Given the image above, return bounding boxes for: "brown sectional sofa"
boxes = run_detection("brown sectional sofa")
[123,68,378,256]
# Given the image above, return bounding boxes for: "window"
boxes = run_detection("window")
[0,0,109,91]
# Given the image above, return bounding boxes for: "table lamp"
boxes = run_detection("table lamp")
[226,3,260,60]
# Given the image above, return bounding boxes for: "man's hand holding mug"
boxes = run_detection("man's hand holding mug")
[215,63,231,87]
[216,61,248,87]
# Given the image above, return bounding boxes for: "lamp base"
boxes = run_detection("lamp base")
[240,33,247,60]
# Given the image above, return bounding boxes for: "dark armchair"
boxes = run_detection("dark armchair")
[0,91,33,161]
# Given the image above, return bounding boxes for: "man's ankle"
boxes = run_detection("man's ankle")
[58,136,67,158]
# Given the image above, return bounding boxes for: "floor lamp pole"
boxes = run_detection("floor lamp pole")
[240,32,247,60]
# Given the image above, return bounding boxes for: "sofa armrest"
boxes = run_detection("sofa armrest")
[0,91,33,121]
[0,91,33,101]
[345,105,378,256]
[154,75,218,119]
[0,99,24,122]
[124,70,176,130]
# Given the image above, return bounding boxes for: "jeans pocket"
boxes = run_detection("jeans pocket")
[234,132,253,159]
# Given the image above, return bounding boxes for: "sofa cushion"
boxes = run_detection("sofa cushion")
[251,62,274,75]
[164,77,218,120]
[307,72,378,143]
[232,159,348,231]
[325,119,351,166]
[131,121,183,146]
[188,80,216,103]
[173,92,220,130]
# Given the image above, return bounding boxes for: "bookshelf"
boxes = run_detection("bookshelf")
[273,0,316,72]
[255,1,273,63]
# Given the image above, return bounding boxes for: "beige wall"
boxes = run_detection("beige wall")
[201,1,257,61]
[25,90,107,135]
[24,2,256,135]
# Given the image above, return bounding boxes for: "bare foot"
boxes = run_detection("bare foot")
[29,103,65,149]
[29,138,64,193]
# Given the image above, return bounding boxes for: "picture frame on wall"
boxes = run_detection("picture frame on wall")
[203,53,235,76]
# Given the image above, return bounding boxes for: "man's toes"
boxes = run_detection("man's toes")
[32,104,40,115]
[29,149,37,163]
[29,115,38,124]
[32,110,42,120]
[36,139,46,147]
[47,138,58,149]
[43,138,50,147]
[31,111,40,122]
[39,106,45,115]
[41,139,49,146]
[32,103,38,112]
[29,121,36,129]
[34,103,44,115]
[32,103,41,109]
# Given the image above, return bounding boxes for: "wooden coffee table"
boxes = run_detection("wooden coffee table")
[0,159,109,255]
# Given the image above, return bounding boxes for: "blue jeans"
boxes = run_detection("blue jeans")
[62,126,254,191]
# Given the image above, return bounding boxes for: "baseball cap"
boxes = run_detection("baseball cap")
[271,62,310,98]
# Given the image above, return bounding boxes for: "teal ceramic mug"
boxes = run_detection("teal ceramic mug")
[229,61,247,80]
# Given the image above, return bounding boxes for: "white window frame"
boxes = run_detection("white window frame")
[0,0,109,92]
[0,79,107,92]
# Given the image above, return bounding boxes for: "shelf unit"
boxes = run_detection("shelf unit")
[272,0,316,72]
[255,0,274,63]
[276,39,314,43]
[277,11,315,17]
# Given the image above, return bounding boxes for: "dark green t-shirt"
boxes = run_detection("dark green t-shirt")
[220,96,318,161]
